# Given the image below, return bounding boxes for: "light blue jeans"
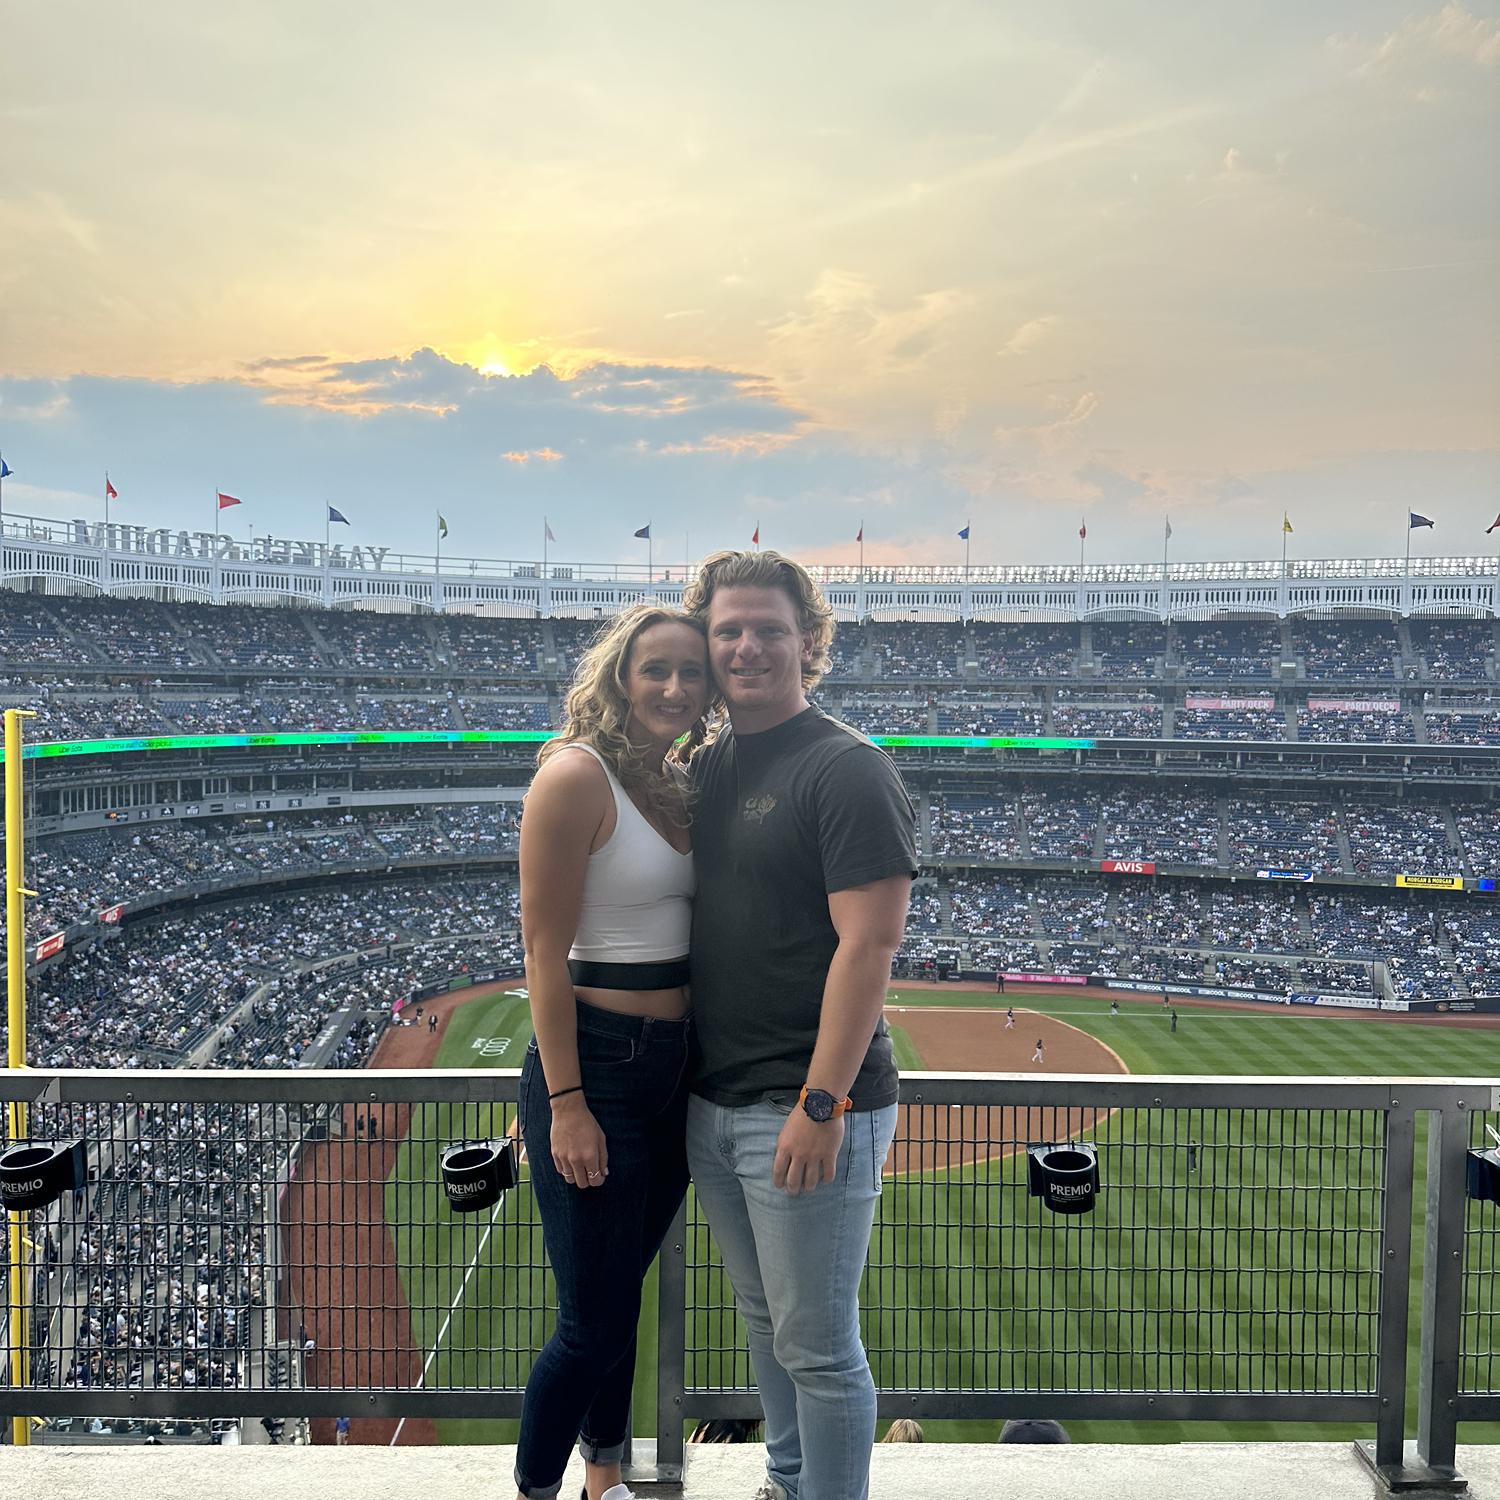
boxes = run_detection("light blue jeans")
[686,1093,899,1500]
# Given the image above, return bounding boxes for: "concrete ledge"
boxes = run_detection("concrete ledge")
[8,1441,1499,1499]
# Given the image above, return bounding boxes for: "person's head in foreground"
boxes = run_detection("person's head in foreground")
[998,1418,1071,1444]
[879,1418,926,1443]
[683,549,835,733]
[689,1418,762,1444]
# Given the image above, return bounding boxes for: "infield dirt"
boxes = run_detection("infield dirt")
[885,1002,1124,1174]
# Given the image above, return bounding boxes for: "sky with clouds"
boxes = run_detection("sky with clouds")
[1,2,1496,569]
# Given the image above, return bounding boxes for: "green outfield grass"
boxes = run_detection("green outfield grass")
[384,984,1500,1446]
[885,1022,923,1073]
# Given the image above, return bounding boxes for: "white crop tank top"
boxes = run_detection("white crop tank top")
[563,743,695,963]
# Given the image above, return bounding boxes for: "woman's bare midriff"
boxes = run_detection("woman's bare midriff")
[574,984,691,1021]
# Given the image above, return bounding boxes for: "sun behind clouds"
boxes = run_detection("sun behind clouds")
[448,334,607,383]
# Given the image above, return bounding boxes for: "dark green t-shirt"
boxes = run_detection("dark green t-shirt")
[688,705,918,1109]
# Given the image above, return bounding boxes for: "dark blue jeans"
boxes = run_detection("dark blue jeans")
[515,999,692,1500]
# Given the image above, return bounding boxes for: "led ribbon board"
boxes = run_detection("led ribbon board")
[1,731,1098,760]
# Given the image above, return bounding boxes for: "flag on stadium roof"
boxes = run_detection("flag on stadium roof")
[856,524,863,543]
[1282,512,1293,534]
[0,459,13,479]
[957,524,970,540]
[545,519,556,543]
[1487,513,1500,534]
[752,523,760,545]
[1409,512,1435,529]
[217,491,241,510]
[1164,517,1173,541]
[105,475,118,501]
[1079,520,1087,540]
[437,512,448,539]
[327,505,349,525]
[634,524,651,539]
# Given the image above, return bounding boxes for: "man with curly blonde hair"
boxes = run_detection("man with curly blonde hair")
[682,549,917,1500]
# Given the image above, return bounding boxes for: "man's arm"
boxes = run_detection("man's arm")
[772,873,911,1195]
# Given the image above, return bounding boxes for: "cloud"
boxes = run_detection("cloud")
[1329,3,1500,76]
[995,390,1099,448]
[501,447,563,465]
[0,349,822,554]
[239,346,482,415]
[765,270,972,422]
[0,191,102,257]
[657,432,799,458]
[242,354,338,371]
[811,96,1219,243]
[1074,461,1151,505]
[997,316,1057,358]
[231,350,806,465]
[0,480,101,513]
[0,384,71,423]
[2,347,1493,568]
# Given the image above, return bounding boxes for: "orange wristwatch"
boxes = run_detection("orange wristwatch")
[798,1086,853,1123]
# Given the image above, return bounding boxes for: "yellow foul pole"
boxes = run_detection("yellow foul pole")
[5,707,36,1447]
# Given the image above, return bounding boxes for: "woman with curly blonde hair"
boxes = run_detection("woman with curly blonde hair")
[515,603,713,1500]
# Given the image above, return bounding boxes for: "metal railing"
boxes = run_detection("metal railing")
[0,1069,1492,1487]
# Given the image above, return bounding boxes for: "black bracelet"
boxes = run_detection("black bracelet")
[548,1084,585,1102]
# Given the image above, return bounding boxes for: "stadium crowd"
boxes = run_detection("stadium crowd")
[7,805,523,938]
[0,592,1487,672]
[26,877,521,1070]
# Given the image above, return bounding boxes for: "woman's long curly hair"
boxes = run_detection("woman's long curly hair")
[537,603,715,828]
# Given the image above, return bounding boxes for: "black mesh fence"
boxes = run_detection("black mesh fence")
[1,1087,538,1412]
[685,1099,1388,1399]
[1463,1106,1500,1399]
[0,1072,1484,1434]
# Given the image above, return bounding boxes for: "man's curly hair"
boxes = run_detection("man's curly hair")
[681,549,836,693]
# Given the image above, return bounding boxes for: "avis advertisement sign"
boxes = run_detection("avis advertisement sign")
[34,932,65,961]
[98,903,125,925]
[1100,859,1157,875]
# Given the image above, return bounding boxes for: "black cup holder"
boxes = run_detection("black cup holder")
[0,1140,87,1211]
[1027,1143,1100,1215]
[440,1138,519,1213]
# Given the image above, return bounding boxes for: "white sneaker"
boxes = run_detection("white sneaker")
[749,1482,788,1500]
[599,1486,636,1500]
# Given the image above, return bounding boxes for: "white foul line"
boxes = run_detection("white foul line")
[389,1189,508,1446]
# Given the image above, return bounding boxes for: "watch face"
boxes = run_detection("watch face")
[803,1089,835,1123]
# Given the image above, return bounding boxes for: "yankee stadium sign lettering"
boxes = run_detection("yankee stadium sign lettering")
[69,521,392,571]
